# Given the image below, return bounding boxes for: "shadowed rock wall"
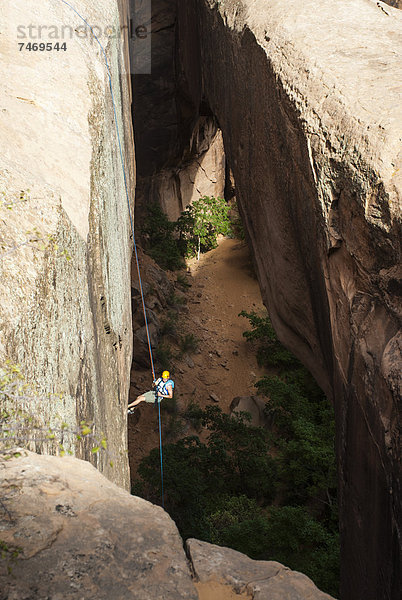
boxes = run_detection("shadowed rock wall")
[383,0,402,9]
[0,0,135,489]
[131,0,225,225]
[176,1,401,598]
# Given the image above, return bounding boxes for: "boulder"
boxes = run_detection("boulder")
[146,265,174,308]
[0,452,198,600]
[134,307,161,330]
[131,252,174,309]
[0,452,338,600]
[131,281,151,312]
[230,396,268,428]
[186,538,334,600]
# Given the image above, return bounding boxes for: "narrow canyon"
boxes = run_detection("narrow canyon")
[0,1,400,599]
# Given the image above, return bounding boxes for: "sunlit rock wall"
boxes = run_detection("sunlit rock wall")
[154,124,225,222]
[0,0,135,489]
[177,1,401,598]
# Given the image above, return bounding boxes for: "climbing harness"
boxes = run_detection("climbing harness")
[154,376,175,400]
[57,1,165,508]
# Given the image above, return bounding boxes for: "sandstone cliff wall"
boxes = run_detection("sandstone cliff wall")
[176,1,401,598]
[0,0,135,488]
[132,0,226,226]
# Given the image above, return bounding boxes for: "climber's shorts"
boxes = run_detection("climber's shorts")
[143,390,160,403]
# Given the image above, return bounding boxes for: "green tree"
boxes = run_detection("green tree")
[141,203,184,270]
[207,500,339,595]
[177,196,232,259]
[139,198,232,269]
[133,406,276,539]
[134,310,339,596]
[241,310,338,521]
[239,310,297,370]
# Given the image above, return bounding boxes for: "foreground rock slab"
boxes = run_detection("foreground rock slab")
[1,452,339,599]
[187,539,335,600]
[0,452,198,600]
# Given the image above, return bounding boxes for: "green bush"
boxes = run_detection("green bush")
[134,406,277,537]
[242,310,337,514]
[255,374,337,510]
[177,196,232,259]
[207,499,339,591]
[142,203,184,271]
[134,399,338,595]
[167,291,187,307]
[141,198,233,269]
[230,214,245,240]
[160,312,178,337]
[239,310,297,370]
[176,273,192,289]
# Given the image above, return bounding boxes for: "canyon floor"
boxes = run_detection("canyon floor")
[128,237,267,479]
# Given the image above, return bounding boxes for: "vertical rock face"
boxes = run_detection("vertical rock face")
[176,1,401,598]
[136,119,225,222]
[0,0,135,488]
[160,124,226,221]
[132,0,226,225]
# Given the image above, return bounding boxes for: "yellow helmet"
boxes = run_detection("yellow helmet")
[162,370,170,379]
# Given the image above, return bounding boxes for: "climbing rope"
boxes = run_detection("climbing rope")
[56,1,164,507]
[158,400,165,507]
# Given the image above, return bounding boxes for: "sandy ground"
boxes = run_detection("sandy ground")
[195,581,252,600]
[184,237,266,410]
[128,238,266,480]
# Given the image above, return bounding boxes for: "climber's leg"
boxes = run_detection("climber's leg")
[128,390,155,412]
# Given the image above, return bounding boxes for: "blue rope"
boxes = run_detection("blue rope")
[56,0,163,504]
[158,400,165,508]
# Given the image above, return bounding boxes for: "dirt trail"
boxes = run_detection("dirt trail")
[128,238,266,478]
[184,237,266,410]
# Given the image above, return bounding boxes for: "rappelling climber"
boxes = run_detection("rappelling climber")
[127,370,174,414]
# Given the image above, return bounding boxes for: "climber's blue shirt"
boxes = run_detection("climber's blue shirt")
[155,377,174,397]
